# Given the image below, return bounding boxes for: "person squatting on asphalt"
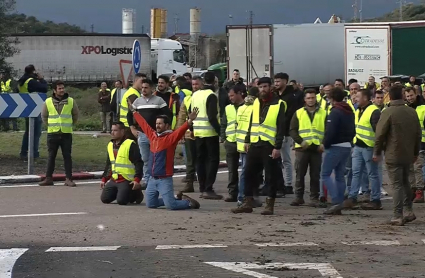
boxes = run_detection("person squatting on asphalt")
[100,121,144,205]
[132,105,200,210]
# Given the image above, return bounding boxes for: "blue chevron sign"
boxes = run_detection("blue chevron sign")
[0,93,47,118]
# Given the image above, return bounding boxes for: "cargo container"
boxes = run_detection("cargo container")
[226,24,345,88]
[344,21,425,86]
[7,34,188,85]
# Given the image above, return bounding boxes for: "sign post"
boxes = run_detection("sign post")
[132,39,141,75]
[0,93,47,174]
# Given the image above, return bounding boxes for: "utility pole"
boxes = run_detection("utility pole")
[90,24,94,33]
[397,0,406,21]
[174,14,179,34]
[359,0,363,22]
[352,0,358,22]
[249,11,254,25]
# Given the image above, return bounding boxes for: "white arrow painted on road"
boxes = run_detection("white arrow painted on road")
[9,94,26,118]
[28,94,45,117]
[204,262,343,278]
[0,96,7,116]
[0,248,28,278]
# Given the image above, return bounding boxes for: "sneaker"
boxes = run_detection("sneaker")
[381,187,389,197]
[413,190,424,203]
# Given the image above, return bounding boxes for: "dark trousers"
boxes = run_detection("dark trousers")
[195,136,220,192]
[386,163,414,217]
[294,150,322,200]
[225,141,240,197]
[185,139,197,178]
[244,144,281,198]
[100,180,139,205]
[46,133,73,179]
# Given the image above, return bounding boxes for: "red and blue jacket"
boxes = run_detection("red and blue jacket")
[133,112,189,178]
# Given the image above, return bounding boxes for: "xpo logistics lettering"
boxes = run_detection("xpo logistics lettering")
[81,46,132,56]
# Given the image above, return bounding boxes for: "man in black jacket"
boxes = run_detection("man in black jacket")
[274,72,304,194]
[232,77,286,215]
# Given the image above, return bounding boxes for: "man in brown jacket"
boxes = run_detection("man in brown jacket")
[374,85,421,226]
[39,80,79,187]
[98,82,111,133]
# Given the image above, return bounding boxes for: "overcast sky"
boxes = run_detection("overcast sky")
[15,0,421,34]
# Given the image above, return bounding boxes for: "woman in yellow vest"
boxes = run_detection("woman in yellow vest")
[39,80,79,187]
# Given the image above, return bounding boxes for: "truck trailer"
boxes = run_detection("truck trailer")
[226,24,345,88]
[7,34,188,85]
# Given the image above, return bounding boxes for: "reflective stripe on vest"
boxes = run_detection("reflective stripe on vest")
[19,78,33,93]
[119,88,141,127]
[294,107,326,148]
[236,104,253,152]
[110,88,117,104]
[416,105,425,143]
[1,79,12,93]
[353,105,378,147]
[224,104,237,142]
[107,139,135,181]
[191,89,218,138]
[250,98,283,146]
[46,97,74,133]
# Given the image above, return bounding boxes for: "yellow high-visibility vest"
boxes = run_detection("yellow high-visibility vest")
[294,107,326,148]
[347,99,356,112]
[236,104,253,153]
[183,95,191,110]
[110,88,117,104]
[19,78,33,93]
[191,89,219,138]
[224,104,237,143]
[107,139,136,181]
[1,79,12,93]
[416,105,425,143]
[354,105,379,147]
[119,87,141,127]
[46,97,74,133]
[250,98,284,146]
[364,82,380,89]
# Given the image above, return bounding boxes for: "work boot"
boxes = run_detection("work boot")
[403,208,417,223]
[306,199,321,208]
[64,178,76,187]
[290,197,305,206]
[224,195,237,202]
[181,194,200,209]
[135,190,144,204]
[360,200,383,210]
[39,177,54,186]
[358,192,371,203]
[260,198,275,215]
[413,190,424,203]
[181,180,195,193]
[389,216,405,226]
[342,198,357,210]
[202,191,223,200]
[323,204,343,215]
[231,197,254,213]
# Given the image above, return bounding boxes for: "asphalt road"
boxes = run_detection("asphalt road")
[1,171,425,277]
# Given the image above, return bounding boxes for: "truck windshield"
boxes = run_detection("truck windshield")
[173,50,186,64]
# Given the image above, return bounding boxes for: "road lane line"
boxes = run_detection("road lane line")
[0,248,28,278]
[0,171,232,188]
[255,242,318,247]
[341,240,400,246]
[0,212,87,218]
[45,246,120,252]
[156,244,228,250]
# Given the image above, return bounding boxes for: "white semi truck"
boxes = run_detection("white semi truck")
[7,34,188,85]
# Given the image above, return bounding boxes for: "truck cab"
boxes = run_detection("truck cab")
[151,39,187,82]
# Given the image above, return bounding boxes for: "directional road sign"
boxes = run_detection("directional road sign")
[132,39,141,74]
[0,93,47,118]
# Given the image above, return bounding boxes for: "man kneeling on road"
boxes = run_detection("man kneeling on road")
[132,107,200,210]
[100,122,144,205]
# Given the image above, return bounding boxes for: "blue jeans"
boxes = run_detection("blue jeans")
[137,132,151,182]
[348,146,380,201]
[20,116,42,158]
[280,137,293,187]
[238,153,247,202]
[145,177,190,210]
[321,146,351,205]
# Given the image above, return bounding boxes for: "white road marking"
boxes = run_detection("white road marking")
[45,246,120,252]
[0,212,87,218]
[0,170,231,188]
[341,240,400,246]
[0,248,28,278]
[156,244,228,250]
[205,262,343,278]
[255,242,318,247]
